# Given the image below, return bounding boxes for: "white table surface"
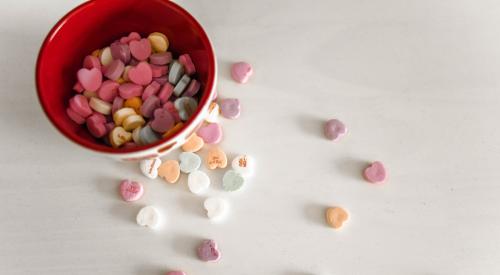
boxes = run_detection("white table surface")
[1,0,500,274]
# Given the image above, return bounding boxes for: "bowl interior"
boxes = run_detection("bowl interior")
[36,0,215,154]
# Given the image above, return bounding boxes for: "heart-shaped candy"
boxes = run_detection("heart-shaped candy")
[140,157,162,179]
[325,207,349,229]
[128,61,153,86]
[120,32,141,44]
[86,113,107,138]
[118,83,143,99]
[187,170,210,194]
[136,205,161,229]
[148,32,169,53]
[129,38,152,61]
[231,62,253,84]
[151,108,174,133]
[174,96,198,121]
[119,180,144,202]
[150,52,172,65]
[109,126,132,148]
[231,155,255,178]
[196,123,222,144]
[104,59,125,81]
[179,152,201,173]
[77,67,102,92]
[158,160,180,184]
[204,197,228,221]
[363,161,386,184]
[197,239,221,262]
[205,102,220,123]
[97,80,120,103]
[219,98,241,119]
[141,95,161,118]
[206,147,227,169]
[324,119,347,141]
[69,95,92,118]
[83,55,101,70]
[110,41,131,63]
[222,170,245,192]
[182,133,204,153]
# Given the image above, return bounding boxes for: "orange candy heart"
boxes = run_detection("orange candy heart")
[206,147,227,170]
[158,160,180,184]
[325,207,348,229]
[182,133,204,153]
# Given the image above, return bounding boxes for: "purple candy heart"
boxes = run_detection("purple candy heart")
[220,98,241,119]
[324,119,347,141]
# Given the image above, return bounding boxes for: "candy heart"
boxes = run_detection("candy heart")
[231,61,253,84]
[222,170,245,192]
[140,157,162,179]
[182,133,204,153]
[166,271,186,275]
[148,32,169,53]
[179,54,196,75]
[86,113,107,138]
[206,147,227,169]
[139,125,160,145]
[129,38,152,61]
[197,239,221,262]
[141,95,161,118]
[77,67,102,92]
[174,97,198,121]
[123,97,142,114]
[151,108,174,133]
[325,207,349,229]
[179,152,201,173]
[231,155,255,178]
[104,59,125,81]
[69,95,92,118]
[363,161,387,184]
[188,170,210,194]
[324,119,347,141]
[97,80,120,103]
[184,79,201,97]
[163,101,181,122]
[173,75,191,96]
[128,61,153,86]
[203,197,229,221]
[168,61,185,84]
[118,83,143,99]
[219,98,241,119]
[149,52,172,65]
[120,32,141,44]
[158,83,174,104]
[100,46,113,66]
[158,160,180,184]
[109,126,132,148]
[196,123,223,144]
[136,205,161,229]
[142,81,161,101]
[83,55,101,70]
[119,180,144,202]
[66,107,85,124]
[205,102,220,123]
[110,41,131,63]
[111,97,124,114]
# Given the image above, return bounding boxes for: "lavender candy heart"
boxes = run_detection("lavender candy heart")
[219,98,241,119]
[110,41,131,64]
[324,119,347,141]
[197,239,221,262]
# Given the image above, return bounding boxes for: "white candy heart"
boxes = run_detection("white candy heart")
[231,155,255,178]
[203,197,229,221]
[205,102,220,123]
[179,152,201,173]
[140,157,162,179]
[188,170,210,194]
[136,205,161,229]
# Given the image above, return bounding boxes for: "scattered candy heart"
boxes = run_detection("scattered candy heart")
[187,170,210,194]
[325,207,349,229]
[140,157,162,179]
[222,170,245,192]
[205,102,220,123]
[231,155,255,178]
[231,61,253,84]
[204,197,229,221]
[179,152,201,173]
[119,180,144,202]
[197,239,221,262]
[206,147,227,169]
[363,161,387,184]
[158,160,180,184]
[219,98,241,119]
[196,123,222,144]
[324,119,347,141]
[181,133,204,153]
[136,205,161,229]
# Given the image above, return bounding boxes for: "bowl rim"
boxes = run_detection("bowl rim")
[35,0,216,155]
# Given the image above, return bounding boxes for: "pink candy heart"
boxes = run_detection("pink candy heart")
[129,38,152,61]
[324,119,347,141]
[83,55,101,70]
[86,113,107,138]
[197,239,221,262]
[69,95,92,118]
[104,59,125,81]
[97,80,120,102]
[128,62,153,86]
[363,161,387,184]
[119,179,144,202]
[220,98,241,119]
[77,67,102,92]
[151,108,174,133]
[120,32,141,44]
[110,41,131,63]
[118,83,143,99]
[197,123,223,144]
[231,62,253,84]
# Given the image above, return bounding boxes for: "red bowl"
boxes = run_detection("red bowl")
[36,0,216,158]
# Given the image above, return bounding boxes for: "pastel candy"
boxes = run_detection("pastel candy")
[83,55,101,70]
[205,102,220,123]
[113,107,136,126]
[141,95,161,118]
[109,126,132,148]
[132,126,142,145]
[179,54,196,75]
[231,62,253,84]
[166,271,186,275]
[206,147,227,169]
[86,114,107,138]
[187,170,210,194]
[100,47,113,66]
[197,239,220,262]
[120,32,141,44]
[174,97,198,121]
[231,155,255,178]
[173,75,191,96]
[222,170,245,192]
[326,207,349,229]
[129,38,152,61]
[363,161,387,184]
[123,97,142,114]
[139,125,160,145]
[128,61,153,86]
[140,157,162,179]
[158,83,174,104]
[324,119,347,141]
[150,64,168,78]
[119,180,144,202]
[197,123,222,144]
[66,107,85,124]
[112,97,124,114]
[158,160,180,184]
[220,98,241,119]
[142,81,161,101]
[104,59,125,81]
[182,133,204,153]
[89,97,112,115]
[136,205,161,229]
[77,67,102,92]
[119,83,143,99]
[151,108,174,133]
[163,101,181,122]
[179,152,201,173]
[110,41,131,63]
[183,79,200,97]
[122,65,132,81]
[154,76,168,85]
[122,114,145,131]
[168,61,184,84]
[69,95,92,118]
[149,52,172,65]
[97,80,119,102]
[148,32,169,53]
[204,197,229,221]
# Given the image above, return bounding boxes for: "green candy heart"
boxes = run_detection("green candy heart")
[222,170,245,191]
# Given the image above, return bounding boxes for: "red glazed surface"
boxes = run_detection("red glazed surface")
[36,0,216,154]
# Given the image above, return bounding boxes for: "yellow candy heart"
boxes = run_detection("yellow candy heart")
[182,133,204,153]
[122,114,145,131]
[148,32,169,53]
[206,147,227,169]
[109,126,132,148]
[158,160,180,184]
[113,107,136,126]
[124,97,142,114]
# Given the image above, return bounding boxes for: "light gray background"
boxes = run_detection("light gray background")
[1,0,499,274]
